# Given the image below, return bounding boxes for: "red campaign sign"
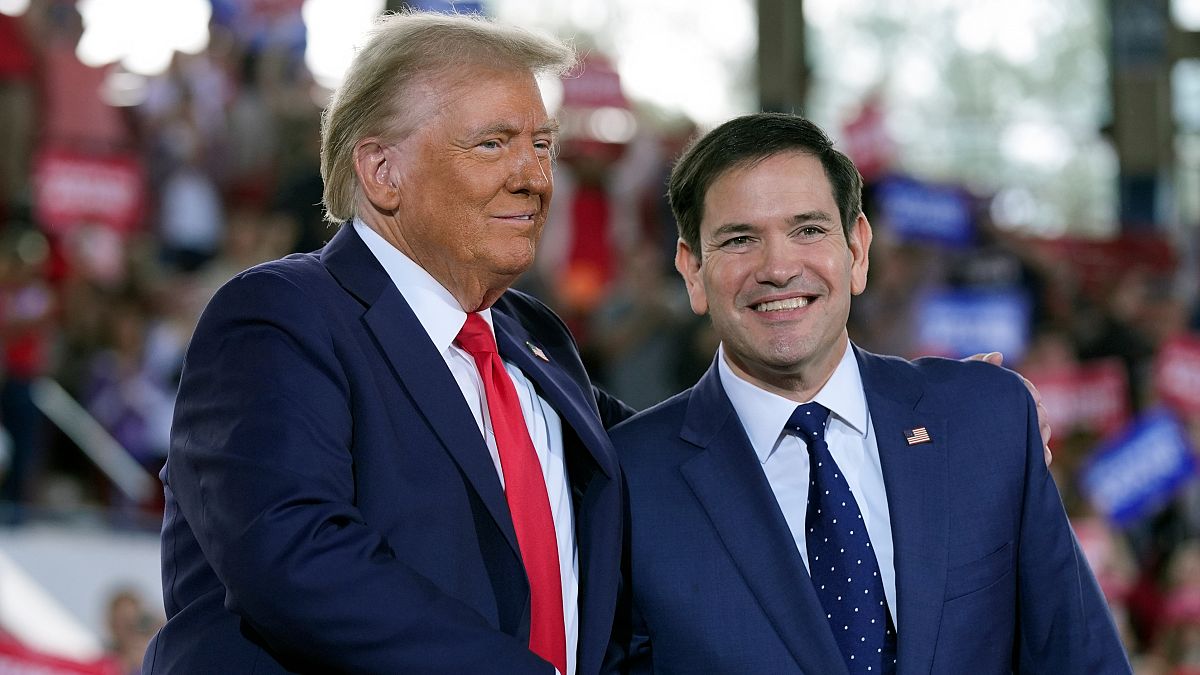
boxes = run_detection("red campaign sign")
[560,54,629,110]
[1024,234,1176,298]
[841,95,893,182]
[0,636,119,675]
[32,148,145,236]
[1025,358,1130,440]
[1155,333,1200,417]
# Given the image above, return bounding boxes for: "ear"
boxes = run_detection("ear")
[674,238,709,316]
[848,212,872,296]
[352,138,401,212]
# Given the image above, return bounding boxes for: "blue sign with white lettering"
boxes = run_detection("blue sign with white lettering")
[1080,409,1197,527]
[876,174,975,248]
[915,288,1031,362]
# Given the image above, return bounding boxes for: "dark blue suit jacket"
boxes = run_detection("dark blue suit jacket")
[608,347,1130,674]
[143,224,631,674]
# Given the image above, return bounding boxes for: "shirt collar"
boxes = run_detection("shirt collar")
[717,339,868,464]
[353,218,493,352]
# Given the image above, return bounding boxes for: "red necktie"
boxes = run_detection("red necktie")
[456,313,567,674]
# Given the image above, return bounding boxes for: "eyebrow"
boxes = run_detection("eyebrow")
[709,210,836,239]
[468,119,560,140]
[790,210,836,225]
[709,222,757,239]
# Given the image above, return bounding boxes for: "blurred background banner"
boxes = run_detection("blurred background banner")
[32,149,145,237]
[914,288,1032,361]
[1026,358,1131,442]
[875,174,976,248]
[1155,334,1200,416]
[1081,409,1196,527]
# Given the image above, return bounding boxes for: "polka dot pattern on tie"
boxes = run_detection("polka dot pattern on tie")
[789,402,897,674]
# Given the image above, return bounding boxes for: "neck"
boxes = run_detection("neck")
[359,211,511,312]
[723,336,849,403]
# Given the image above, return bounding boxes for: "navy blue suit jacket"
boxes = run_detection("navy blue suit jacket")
[608,347,1130,674]
[144,224,631,674]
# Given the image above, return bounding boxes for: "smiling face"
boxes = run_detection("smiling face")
[356,63,556,310]
[676,151,872,400]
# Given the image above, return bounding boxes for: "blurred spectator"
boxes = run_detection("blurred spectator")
[589,242,693,410]
[0,227,55,519]
[104,585,160,675]
[156,114,224,273]
[633,116,697,277]
[35,0,133,153]
[221,49,281,209]
[1156,541,1200,672]
[82,288,175,473]
[0,11,37,221]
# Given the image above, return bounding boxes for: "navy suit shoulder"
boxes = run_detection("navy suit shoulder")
[147,226,615,675]
[609,350,1130,674]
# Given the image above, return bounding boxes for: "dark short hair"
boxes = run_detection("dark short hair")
[668,112,863,257]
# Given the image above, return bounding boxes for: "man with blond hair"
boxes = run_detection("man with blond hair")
[143,12,629,674]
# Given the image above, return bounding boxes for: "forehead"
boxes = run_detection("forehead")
[421,64,551,134]
[699,152,839,237]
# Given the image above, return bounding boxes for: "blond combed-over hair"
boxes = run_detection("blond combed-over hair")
[319,11,576,225]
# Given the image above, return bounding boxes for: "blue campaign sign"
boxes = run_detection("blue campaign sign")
[915,288,1031,361]
[411,0,485,14]
[1080,409,1197,527]
[876,174,975,248]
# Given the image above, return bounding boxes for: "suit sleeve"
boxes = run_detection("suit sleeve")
[594,384,637,429]
[601,471,652,675]
[1013,385,1131,674]
[168,269,552,674]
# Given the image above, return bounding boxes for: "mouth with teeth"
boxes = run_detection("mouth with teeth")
[753,296,813,312]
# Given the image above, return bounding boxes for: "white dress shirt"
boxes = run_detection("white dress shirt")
[355,219,579,674]
[717,340,899,627]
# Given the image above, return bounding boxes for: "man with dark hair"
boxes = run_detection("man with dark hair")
[607,113,1129,673]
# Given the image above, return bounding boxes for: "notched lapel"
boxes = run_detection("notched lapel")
[490,308,621,675]
[358,283,520,559]
[857,349,949,675]
[491,310,617,480]
[679,366,849,675]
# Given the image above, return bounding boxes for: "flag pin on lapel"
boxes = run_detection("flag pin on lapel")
[526,341,549,362]
[904,427,931,445]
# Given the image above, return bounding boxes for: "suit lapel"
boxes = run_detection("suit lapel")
[491,308,620,675]
[491,310,616,481]
[321,225,519,557]
[856,348,948,675]
[679,363,849,675]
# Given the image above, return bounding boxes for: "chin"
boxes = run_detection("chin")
[488,257,534,281]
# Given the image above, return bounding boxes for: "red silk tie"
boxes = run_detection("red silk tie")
[455,313,567,674]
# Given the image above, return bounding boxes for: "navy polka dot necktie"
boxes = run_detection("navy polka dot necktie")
[788,402,897,674]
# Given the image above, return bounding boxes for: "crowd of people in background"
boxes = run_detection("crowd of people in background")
[0,1,1198,672]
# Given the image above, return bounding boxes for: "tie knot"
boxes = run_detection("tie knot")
[455,313,498,356]
[787,401,830,440]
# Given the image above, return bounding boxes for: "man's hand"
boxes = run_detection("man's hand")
[967,352,1052,466]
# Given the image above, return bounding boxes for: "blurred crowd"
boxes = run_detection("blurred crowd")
[0,1,1198,672]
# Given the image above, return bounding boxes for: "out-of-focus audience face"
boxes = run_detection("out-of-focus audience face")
[105,587,160,675]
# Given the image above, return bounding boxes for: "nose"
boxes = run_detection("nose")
[754,237,803,287]
[506,142,551,196]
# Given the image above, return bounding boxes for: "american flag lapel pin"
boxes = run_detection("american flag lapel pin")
[904,427,931,445]
[526,341,550,362]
